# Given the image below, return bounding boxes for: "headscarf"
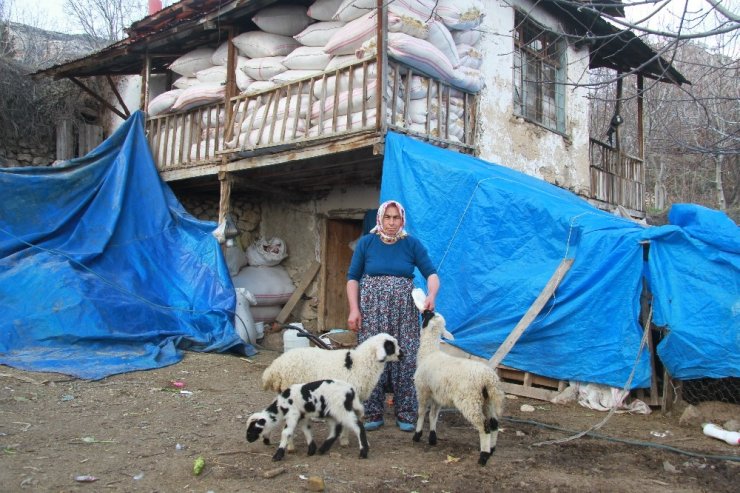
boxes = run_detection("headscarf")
[370,200,408,242]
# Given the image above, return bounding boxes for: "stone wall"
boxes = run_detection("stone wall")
[0,141,55,167]
[176,192,262,250]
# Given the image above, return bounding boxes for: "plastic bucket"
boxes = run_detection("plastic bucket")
[283,324,310,352]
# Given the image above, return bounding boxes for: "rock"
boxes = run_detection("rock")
[306,475,325,491]
[662,460,678,473]
[678,404,702,427]
[520,404,536,412]
[723,419,740,432]
[262,467,285,478]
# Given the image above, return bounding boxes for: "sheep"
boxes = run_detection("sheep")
[260,332,402,448]
[245,379,369,461]
[412,309,506,466]
[262,332,403,402]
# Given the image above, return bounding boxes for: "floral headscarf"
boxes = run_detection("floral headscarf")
[369,200,408,242]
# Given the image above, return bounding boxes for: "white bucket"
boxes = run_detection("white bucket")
[283,324,311,352]
[255,321,265,339]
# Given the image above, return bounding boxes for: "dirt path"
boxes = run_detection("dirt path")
[1,349,738,492]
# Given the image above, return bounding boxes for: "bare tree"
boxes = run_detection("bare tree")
[64,0,147,49]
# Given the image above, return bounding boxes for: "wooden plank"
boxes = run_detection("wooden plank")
[489,258,574,368]
[276,261,321,324]
[499,382,560,402]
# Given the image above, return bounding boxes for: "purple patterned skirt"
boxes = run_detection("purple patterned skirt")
[358,275,420,423]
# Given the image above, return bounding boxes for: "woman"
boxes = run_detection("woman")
[346,200,440,431]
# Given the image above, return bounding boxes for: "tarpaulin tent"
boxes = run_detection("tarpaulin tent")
[380,132,739,388]
[0,111,250,380]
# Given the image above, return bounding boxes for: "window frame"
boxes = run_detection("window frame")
[513,11,567,135]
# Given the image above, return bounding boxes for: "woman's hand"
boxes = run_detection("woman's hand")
[347,308,362,332]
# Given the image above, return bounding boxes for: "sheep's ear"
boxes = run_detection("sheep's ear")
[411,288,426,312]
[442,328,455,341]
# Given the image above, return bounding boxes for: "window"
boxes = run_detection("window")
[513,11,566,133]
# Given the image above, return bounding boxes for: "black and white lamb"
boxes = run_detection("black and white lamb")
[412,309,506,466]
[262,332,403,401]
[245,379,369,461]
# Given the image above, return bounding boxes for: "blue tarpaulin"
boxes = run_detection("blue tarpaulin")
[0,111,247,380]
[381,132,739,388]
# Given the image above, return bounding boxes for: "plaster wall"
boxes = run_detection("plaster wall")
[476,0,592,195]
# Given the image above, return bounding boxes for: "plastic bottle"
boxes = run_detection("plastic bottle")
[702,423,740,445]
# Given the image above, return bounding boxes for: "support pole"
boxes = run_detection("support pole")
[488,258,574,368]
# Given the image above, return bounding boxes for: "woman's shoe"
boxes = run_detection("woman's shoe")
[396,420,415,432]
[364,419,384,431]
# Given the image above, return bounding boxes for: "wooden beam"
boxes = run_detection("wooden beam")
[68,77,128,120]
[276,261,321,324]
[488,258,575,368]
[107,75,130,118]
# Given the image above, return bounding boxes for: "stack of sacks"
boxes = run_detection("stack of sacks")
[227,93,311,148]
[232,237,293,324]
[323,0,485,93]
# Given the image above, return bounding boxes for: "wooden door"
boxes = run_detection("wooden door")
[320,218,362,331]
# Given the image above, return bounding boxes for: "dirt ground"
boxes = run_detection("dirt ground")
[1,346,738,493]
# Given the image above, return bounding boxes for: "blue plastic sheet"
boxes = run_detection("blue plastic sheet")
[645,204,740,379]
[381,132,740,388]
[381,132,652,388]
[0,111,248,380]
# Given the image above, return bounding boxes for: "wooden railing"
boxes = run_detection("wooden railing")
[144,57,477,171]
[589,138,644,212]
[146,101,227,170]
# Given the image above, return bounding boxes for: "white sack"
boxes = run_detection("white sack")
[173,76,200,89]
[434,0,485,31]
[233,31,301,58]
[147,89,183,116]
[293,21,346,46]
[307,0,345,21]
[171,83,225,112]
[232,265,295,306]
[169,47,216,77]
[241,57,288,81]
[252,5,314,36]
[283,46,332,70]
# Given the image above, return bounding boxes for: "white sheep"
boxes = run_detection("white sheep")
[245,379,369,461]
[262,332,403,402]
[412,309,506,466]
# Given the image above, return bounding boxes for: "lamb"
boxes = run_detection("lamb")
[262,332,403,402]
[245,379,369,461]
[412,309,506,466]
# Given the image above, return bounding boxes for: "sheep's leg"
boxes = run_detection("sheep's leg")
[413,387,430,443]
[346,414,369,458]
[302,420,317,456]
[273,416,300,461]
[427,401,442,446]
[463,406,494,466]
[318,421,343,455]
[339,428,349,447]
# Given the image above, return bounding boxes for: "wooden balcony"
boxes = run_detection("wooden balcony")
[144,57,477,184]
[589,138,645,213]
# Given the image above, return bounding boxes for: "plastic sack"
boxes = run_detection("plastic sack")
[246,237,288,266]
[232,265,295,305]
[234,288,258,344]
[224,240,247,276]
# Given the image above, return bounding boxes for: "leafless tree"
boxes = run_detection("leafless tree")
[64,0,147,49]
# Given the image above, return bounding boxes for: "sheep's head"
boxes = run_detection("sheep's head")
[366,333,403,362]
[421,311,454,341]
[245,405,280,444]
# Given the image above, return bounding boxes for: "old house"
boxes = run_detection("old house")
[33,0,687,334]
